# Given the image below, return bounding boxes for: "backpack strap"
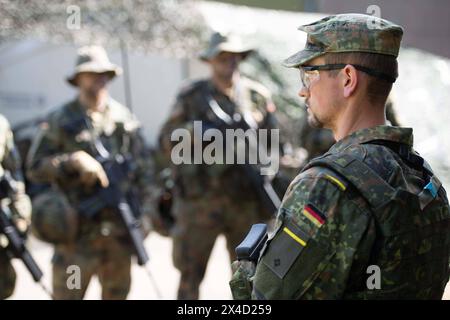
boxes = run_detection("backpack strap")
[364,140,442,210]
[303,153,397,211]
[305,140,443,212]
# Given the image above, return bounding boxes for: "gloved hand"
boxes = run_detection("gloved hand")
[141,188,175,238]
[12,216,29,238]
[229,260,256,300]
[37,156,67,183]
[11,192,32,221]
[64,151,109,188]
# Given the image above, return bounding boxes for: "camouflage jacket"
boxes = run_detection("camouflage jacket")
[158,76,279,199]
[0,114,31,250]
[250,125,450,299]
[26,98,154,236]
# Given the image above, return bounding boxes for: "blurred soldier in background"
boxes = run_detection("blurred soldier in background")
[26,45,154,300]
[0,114,32,299]
[157,32,283,299]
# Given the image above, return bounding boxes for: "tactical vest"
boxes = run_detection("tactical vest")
[303,140,450,299]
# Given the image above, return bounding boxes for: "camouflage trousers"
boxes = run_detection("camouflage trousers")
[52,236,132,300]
[0,248,16,300]
[172,191,260,299]
[31,188,145,300]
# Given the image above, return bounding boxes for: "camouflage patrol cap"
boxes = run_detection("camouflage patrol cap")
[199,32,254,61]
[283,13,404,68]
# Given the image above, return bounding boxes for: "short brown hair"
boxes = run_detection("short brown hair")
[323,52,398,104]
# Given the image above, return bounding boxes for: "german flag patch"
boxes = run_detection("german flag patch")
[302,204,326,228]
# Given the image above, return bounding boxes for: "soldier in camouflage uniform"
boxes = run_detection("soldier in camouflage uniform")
[230,14,450,299]
[158,32,281,299]
[26,46,153,300]
[0,114,32,299]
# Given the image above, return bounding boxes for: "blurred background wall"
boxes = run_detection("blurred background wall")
[209,0,450,59]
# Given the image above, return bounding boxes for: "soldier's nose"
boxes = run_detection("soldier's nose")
[97,74,109,85]
[298,86,309,99]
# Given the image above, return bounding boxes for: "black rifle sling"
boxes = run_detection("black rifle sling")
[200,82,282,213]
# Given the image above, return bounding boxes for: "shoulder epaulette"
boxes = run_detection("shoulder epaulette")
[301,166,348,192]
[304,153,397,210]
[318,170,348,191]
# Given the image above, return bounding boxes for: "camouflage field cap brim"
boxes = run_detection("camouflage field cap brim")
[283,13,404,68]
[199,32,254,61]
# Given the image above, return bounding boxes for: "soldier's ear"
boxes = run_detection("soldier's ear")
[342,64,358,98]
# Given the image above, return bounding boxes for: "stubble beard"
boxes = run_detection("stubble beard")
[306,107,324,129]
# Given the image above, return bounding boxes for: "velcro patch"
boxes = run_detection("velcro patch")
[262,220,311,279]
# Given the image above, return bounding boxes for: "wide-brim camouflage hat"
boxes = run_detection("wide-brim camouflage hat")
[66,45,123,86]
[199,32,254,61]
[283,13,404,68]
